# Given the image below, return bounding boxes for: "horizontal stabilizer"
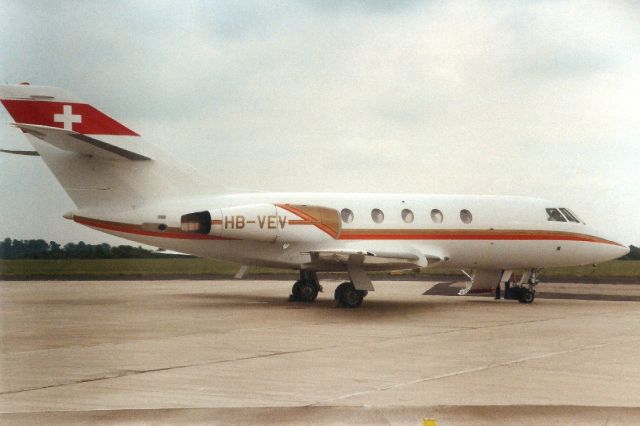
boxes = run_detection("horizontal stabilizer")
[12,123,150,161]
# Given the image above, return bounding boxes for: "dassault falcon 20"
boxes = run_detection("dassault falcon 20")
[0,84,629,307]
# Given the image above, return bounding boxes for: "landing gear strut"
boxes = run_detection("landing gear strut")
[289,271,322,302]
[334,281,368,308]
[510,269,539,304]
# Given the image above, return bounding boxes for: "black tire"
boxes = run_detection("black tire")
[297,280,319,302]
[335,281,364,308]
[289,280,303,301]
[518,289,535,304]
[334,282,346,303]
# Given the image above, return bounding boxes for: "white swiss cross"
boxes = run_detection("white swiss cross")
[53,105,82,131]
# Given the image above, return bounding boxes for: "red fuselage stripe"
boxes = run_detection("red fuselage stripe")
[75,216,621,246]
[276,204,339,238]
[74,217,235,240]
[338,231,618,245]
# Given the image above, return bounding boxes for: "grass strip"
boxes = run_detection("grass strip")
[1,259,638,280]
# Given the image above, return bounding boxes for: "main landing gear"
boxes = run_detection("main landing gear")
[289,271,322,302]
[334,281,368,308]
[288,271,369,308]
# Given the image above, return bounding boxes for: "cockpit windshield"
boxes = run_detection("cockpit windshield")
[546,207,584,224]
[559,208,580,223]
[546,208,567,222]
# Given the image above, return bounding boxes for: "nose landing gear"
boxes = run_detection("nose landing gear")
[517,287,536,304]
[506,269,539,304]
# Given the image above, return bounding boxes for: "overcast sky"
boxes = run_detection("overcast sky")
[1,0,639,247]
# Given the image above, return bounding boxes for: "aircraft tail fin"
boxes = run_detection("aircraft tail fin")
[1,84,215,209]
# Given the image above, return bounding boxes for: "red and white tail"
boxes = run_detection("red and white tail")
[0,84,215,209]
[1,85,139,136]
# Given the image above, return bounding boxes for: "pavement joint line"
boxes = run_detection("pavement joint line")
[311,336,640,406]
[0,347,324,396]
[2,304,632,396]
[351,307,632,350]
[0,317,578,396]
[2,294,637,399]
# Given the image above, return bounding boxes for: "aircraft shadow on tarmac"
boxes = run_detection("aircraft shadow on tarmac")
[173,282,640,318]
[425,281,640,302]
[175,291,462,314]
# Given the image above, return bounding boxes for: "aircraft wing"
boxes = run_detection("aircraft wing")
[12,123,150,161]
[301,246,442,291]
[0,149,39,156]
[303,247,441,270]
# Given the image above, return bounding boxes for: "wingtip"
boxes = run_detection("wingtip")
[0,148,40,156]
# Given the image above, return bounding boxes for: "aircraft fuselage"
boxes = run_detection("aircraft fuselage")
[71,192,627,271]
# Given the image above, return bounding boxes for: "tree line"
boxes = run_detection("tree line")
[0,238,186,259]
[622,245,640,260]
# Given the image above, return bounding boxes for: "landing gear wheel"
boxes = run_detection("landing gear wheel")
[297,280,318,302]
[335,281,365,308]
[289,280,302,302]
[518,289,535,304]
[289,279,319,302]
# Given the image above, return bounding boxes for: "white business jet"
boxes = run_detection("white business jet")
[0,84,629,307]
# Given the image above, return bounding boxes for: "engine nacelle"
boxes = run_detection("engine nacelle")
[180,204,341,243]
[180,204,278,242]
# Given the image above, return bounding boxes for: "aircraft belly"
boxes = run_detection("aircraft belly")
[85,224,620,272]
[431,239,604,269]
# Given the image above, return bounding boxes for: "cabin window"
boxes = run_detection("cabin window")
[371,208,384,224]
[401,209,414,223]
[460,209,473,224]
[546,208,567,222]
[560,208,580,223]
[181,211,212,234]
[341,208,354,223]
[431,209,443,224]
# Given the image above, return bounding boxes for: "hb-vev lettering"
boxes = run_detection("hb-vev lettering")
[225,215,287,230]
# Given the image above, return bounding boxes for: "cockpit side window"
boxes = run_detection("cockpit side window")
[546,208,567,222]
[567,208,585,224]
[559,208,580,223]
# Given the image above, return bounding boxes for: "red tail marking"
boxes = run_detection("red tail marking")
[0,100,139,136]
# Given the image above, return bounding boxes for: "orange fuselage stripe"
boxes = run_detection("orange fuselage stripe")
[74,216,236,241]
[276,204,340,238]
[75,215,621,247]
[338,229,617,245]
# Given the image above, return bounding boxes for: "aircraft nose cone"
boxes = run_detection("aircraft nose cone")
[617,244,631,258]
[603,240,630,263]
[590,227,630,263]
